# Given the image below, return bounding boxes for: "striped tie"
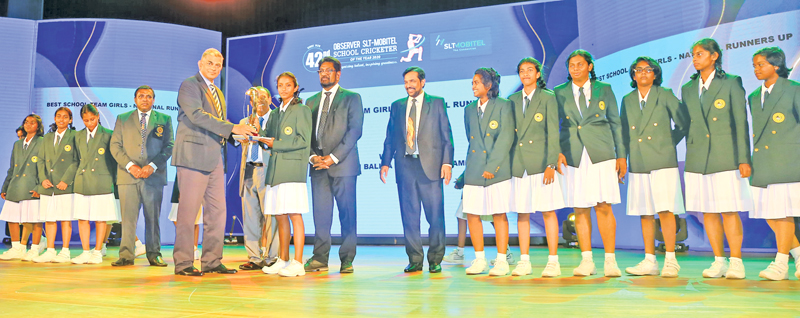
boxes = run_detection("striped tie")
[209,83,222,118]
[140,112,147,158]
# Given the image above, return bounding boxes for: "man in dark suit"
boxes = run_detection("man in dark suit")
[171,48,257,276]
[380,66,454,273]
[110,85,174,267]
[304,56,364,273]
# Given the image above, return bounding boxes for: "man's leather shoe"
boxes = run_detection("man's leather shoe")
[429,263,442,273]
[265,258,278,267]
[148,256,167,267]
[204,264,237,274]
[111,259,134,266]
[340,262,354,273]
[176,266,203,276]
[304,259,329,272]
[239,261,266,270]
[404,263,423,273]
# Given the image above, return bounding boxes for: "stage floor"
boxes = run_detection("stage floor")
[0,245,798,317]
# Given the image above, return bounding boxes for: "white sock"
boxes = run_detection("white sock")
[456,247,464,255]
[60,247,69,253]
[605,253,616,261]
[475,251,485,259]
[11,242,20,249]
[775,253,789,266]
[729,257,742,264]
[715,256,727,263]
[47,248,56,253]
[790,246,800,261]
[548,255,559,262]
[581,251,592,260]
[102,243,107,249]
[520,254,530,262]
[30,244,39,251]
[82,249,90,254]
[665,252,676,261]
[645,253,656,263]
[496,253,507,262]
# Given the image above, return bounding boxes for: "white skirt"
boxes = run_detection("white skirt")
[750,182,800,219]
[39,193,74,222]
[455,198,494,221]
[73,193,120,222]
[263,182,309,215]
[684,170,753,213]
[512,171,566,213]
[562,148,621,208]
[168,203,203,224]
[0,200,39,223]
[462,179,513,216]
[627,168,686,216]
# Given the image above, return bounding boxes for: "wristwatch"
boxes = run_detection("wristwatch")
[546,164,556,170]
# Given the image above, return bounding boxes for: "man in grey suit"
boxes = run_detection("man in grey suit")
[110,85,174,267]
[172,48,257,276]
[237,86,279,270]
[304,56,364,273]
[380,67,454,273]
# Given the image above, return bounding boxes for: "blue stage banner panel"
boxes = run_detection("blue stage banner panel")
[31,19,221,244]
[225,0,800,251]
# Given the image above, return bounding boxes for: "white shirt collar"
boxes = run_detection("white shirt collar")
[86,125,98,140]
[522,88,536,102]
[763,82,775,94]
[322,83,340,96]
[137,109,152,118]
[54,129,66,139]
[200,73,215,89]
[280,98,293,112]
[700,70,716,90]
[23,136,33,147]
[478,98,489,111]
[638,87,651,104]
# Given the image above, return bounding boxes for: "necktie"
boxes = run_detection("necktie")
[209,83,222,118]
[640,100,645,111]
[701,87,707,98]
[763,91,770,109]
[477,105,483,119]
[140,113,147,158]
[56,135,61,146]
[23,143,27,151]
[249,116,263,162]
[578,87,588,112]
[318,92,332,140]
[523,96,530,116]
[406,98,417,154]
[88,132,93,144]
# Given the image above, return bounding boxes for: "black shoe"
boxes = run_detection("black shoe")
[111,259,134,267]
[204,264,238,274]
[340,261,354,273]
[404,263,423,273]
[148,256,168,267]
[239,261,266,270]
[304,259,329,272]
[429,263,442,273]
[176,266,203,276]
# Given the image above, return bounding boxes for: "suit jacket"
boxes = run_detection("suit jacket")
[264,103,313,185]
[306,86,364,177]
[2,137,42,202]
[509,88,560,177]
[463,97,514,187]
[748,77,800,188]
[172,73,234,173]
[37,129,79,195]
[620,86,689,173]
[238,114,272,196]
[554,80,625,167]
[110,110,174,186]
[74,126,117,195]
[681,73,750,174]
[380,93,455,181]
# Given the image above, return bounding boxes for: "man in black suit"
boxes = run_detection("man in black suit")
[380,66,454,273]
[304,56,364,273]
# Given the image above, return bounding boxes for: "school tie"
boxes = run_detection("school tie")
[140,112,147,158]
[763,91,770,109]
[56,135,61,146]
[578,87,588,112]
[701,87,707,98]
[406,98,417,155]
[640,100,645,111]
[523,96,530,116]
[477,106,483,119]
[209,83,222,119]
[23,143,27,151]
[249,116,263,162]
[317,92,332,140]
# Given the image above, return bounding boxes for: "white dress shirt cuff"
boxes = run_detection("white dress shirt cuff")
[125,161,135,172]
[149,162,158,171]
[330,154,339,164]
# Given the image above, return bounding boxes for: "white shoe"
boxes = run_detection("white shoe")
[87,250,103,264]
[661,259,681,278]
[194,247,200,260]
[490,252,516,266]
[759,262,789,281]
[725,258,745,279]
[134,241,146,258]
[795,262,800,279]
[573,259,596,276]
[511,260,532,276]
[0,247,26,260]
[604,258,622,277]
[625,259,659,276]
[541,261,561,278]
[22,248,40,262]
[33,249,57,263]
[278,260,306,277]
[702,259,729,278]
[465,258,489,275]
[488,259,509,276]
[262,259,288,274]
[71,251,92,264]
[101,244,107,257]
[52,250,71,263]
[442,249,465,264]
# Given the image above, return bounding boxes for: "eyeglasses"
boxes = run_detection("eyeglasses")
[318,69,336,74]
[634,68,654,74]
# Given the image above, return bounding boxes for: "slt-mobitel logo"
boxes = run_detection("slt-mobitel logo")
[434,35,487,52]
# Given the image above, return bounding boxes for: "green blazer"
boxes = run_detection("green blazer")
[74,126,117,196]
[620,86,689,173]
[681,73,750,174]
[2,136,42,202]
[553,80,625,167]
[748,77,800,188]
[463,97,514,186]
[37,129,79,195]
[263,103,313,186]
[509,88,560,176]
